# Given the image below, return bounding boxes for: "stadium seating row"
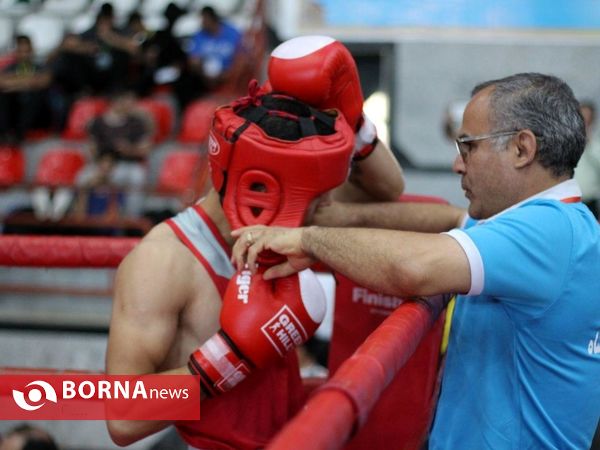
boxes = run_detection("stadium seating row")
[0,144,208,199]
[24,94,220,144]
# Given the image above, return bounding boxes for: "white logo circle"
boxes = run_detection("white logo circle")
[28,388,42,403]
[208,132,220,156]
[12,380,58,411]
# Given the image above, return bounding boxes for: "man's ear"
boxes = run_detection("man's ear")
[514,129,537,168]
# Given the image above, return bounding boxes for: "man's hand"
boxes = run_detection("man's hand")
[231,225,315,279]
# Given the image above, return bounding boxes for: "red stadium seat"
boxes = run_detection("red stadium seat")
[0,52,15,71]
[62,97,108,140]
[25,129,52,141]
[35,148,86,187]
[177,99,220,144]
[0,146,25,187]
[136,98,174,143]
[157,150,208,205]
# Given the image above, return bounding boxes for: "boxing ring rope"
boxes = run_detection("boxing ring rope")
[267,296,445,450]
[0,234,443,450]
[0,235,139,267]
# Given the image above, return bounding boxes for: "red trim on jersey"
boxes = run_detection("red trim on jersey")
[192,205,231,257]
[165,218,229,297]
[560,196,582,203]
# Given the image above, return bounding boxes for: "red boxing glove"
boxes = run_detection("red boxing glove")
[268,35,378,160]
[188,267,326,397]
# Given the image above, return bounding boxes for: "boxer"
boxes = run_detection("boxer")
[106,85,354,449]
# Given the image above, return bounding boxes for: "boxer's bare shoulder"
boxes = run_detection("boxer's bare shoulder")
[115,222,197,310]
[108,221,222,374]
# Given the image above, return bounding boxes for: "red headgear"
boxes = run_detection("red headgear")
[208,82,354,230]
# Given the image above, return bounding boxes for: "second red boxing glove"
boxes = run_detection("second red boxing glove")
[268,35,364,131]
[268,35,378,160]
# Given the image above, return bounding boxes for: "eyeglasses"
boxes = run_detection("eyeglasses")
[455,130,519,160]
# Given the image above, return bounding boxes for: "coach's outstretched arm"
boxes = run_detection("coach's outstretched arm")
[231,225,471,298]
[312,198,465,231]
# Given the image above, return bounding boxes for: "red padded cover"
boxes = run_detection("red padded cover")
[329,274,445,450]
[329,194,449,450]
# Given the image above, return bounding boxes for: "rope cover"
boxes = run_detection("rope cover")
[0,235,139,267]
[268,296,446,450]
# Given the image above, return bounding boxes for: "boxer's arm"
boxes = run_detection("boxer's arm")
[106,240,192,446]
[333,139,405,203]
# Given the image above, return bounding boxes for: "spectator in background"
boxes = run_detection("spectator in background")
[176,5,242,108]
[75,88,153,218]
[123,10,150,43]
[190,5,242,86]
[135,2,187,100]
[574,100,600,218]
[0,35,52,144]
[72,150,123,221]
[0,423,59,450]
[121,10,151,83]
[50,3,139,98]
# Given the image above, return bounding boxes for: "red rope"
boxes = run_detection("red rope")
[267,296,446,450]
[0,235,139,267]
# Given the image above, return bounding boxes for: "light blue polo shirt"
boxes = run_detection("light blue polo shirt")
[429,180,600,449]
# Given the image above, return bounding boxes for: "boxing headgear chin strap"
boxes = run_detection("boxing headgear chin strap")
[208,86,354,230]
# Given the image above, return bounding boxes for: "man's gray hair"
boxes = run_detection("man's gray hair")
[472,73,585,177]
